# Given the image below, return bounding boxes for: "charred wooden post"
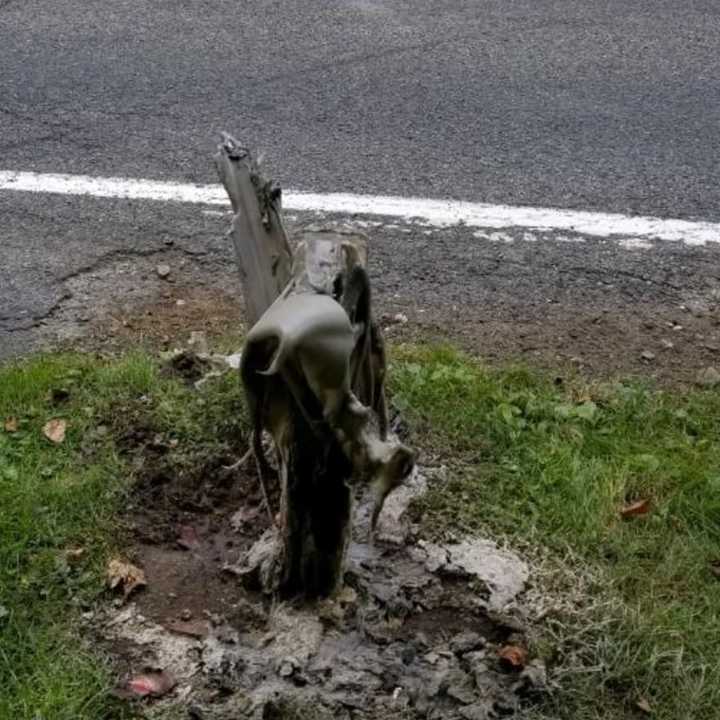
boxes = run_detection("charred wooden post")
[216,135,413,598]
[215,133,293,328]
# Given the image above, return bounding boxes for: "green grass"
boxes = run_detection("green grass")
[0,352,247,720]
[390,345,720,719]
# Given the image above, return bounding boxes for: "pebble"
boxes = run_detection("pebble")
[697,366,720,388]
[156,264,171,278]
[640,350,656,361]
[401,645,416,665]
[450,631,484,655]
[188,330,209,355]
[278,657,299,678]
[423,652,440,666]
[446,669,477,704]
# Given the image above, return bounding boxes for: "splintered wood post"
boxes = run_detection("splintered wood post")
[216,135,413,598]
[214,134,293,327]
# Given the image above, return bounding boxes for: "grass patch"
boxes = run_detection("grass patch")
[0,352,247,720]
[2,341,719,719]
[390,345,720,719]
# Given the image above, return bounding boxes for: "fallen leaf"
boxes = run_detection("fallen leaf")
[498,645,528,671]
[3,417,18,433]
[636,697,652,714]
[65,547,86,564]
[620,499,651,518]
[107,558,146,600]
[127,671,176,697]
[42,418,67,444]
[176,524,200,550]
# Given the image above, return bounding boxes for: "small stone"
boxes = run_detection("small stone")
[392,686,409,706]
[640,350,655,361]
[414,631,430,650]
[176,299,186,307]
[180,608,193,621]
[393,313,408,324]
[459,703,493,720]
[423,652,440,665]
[188,330,209,355]
[446,670,476,704]
[660,339,674,349]
[277,657,298,678]
[514,659,549,694]
[697,366,720,388]
[156,264,171,279]
[704,342,720,353]
[450,631,484,655]
[687,301,709,317]
[425,670,448,698]
[259,632,276,648]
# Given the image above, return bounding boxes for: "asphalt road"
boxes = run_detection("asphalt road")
[1,0,719,218]
[1,1,719,370]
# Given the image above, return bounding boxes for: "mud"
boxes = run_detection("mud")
[97,425,546,719]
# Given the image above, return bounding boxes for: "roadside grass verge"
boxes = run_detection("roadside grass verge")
[2,343,719,719]
[390,345,720,720]
[0,352,247,720]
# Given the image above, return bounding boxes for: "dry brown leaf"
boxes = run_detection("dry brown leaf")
[620,498,651,518]
[42,418,67,444]
[3,417,18,433]
[65,547,86,564]
[176,524,200,550]
[107,558,147,600]
[636,697,652,714]
[127,671,176,697]
[498,644,528,671]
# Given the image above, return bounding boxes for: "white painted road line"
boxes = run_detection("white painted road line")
[1,170,719,246]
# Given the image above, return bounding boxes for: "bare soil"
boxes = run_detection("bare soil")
[96,406,545,720]
[45,219,720,390]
